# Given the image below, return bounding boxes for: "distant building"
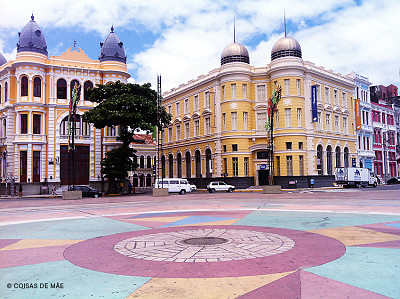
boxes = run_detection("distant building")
[0,15,129,193]
[161,34,357,188]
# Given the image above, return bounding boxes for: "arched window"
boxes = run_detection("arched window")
[169,154,174,178]
[335,146,341,168]
[146,155,151,168]
[161,155,166,178]
[317,145,323,175]
[133,174,138,187]
[21,76,28,97]
[195,150,201,178]
[185,152,191,178]
[4,82,7,101]
[57,79,67,99]
[60,115,90,137]
[70,80,81,100]
[140,155,144,168]
[0,84,2,103]
[344,147,349,167]
[146,173,152,187]
[177,152,182,178]
[205,148,212,178]
[33,77,41,97]
[132,154,137,167]
[83,81,93,101]
[326,145,333,175]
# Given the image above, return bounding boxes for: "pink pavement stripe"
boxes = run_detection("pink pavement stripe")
[0,239,21,250]
[237,270,301,299]
[300,270,391,298]
[64,225,345,278]
[0,245,69,268]
[358,223,400,236]
[352,240,400,248]
[0,211,87,224]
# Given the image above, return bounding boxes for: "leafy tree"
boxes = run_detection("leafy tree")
[84,81,171,193]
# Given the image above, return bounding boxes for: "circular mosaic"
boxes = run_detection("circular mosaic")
[114,228,295,262]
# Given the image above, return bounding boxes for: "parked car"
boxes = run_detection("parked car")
[207,181,235,193]
[71,185,102,198]
[154,178,192,194]
[386,177,400,185]
[190,183,197,192]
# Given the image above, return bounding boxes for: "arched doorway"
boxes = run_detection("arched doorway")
[139,174,144,187]
[146,173,152,187]
[177,152,182,178]
[195,150,201,178]
[168,154,174,178]
[326,145,333,175]
[317,145,323,175]
[185,152,191,178]
[133,174,138,187]
[205,148,212,178]
[344,147,349,167]
[335,146,341,168]
[161,155,166,178]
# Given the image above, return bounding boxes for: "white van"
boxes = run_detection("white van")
[154,178,192,194]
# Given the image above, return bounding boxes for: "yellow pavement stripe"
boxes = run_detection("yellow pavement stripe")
[179,219,240,226]
[0,239,83,251]
[126,272,294,299]
[308,226,400,246]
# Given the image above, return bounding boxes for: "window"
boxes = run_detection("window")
[33,151,40,182]
[33,77,41,97]
[222,86,225,100]
[184,99,189,114]
[284,79,290,96]
[358,135,362,149]
[276,156,281,176]
[286,156,293,176]
[232,157,238,177]
[231,112,237,130]
[205,91,210,108]
[185,122,190,139]
[297,108,302,127]
[299,142,303,149]
[223,145,227,152]
[242,84,247,99]
[205,117,211,135]
[168,127,173,142]
[107,126,116,136]
[21,76,28,97]
[231,84,236,100]
[299,155,304,176]
[223,158,227,175]
[176,102,180,117]
[83,81,93,100]
[243,112,248,130]
[161,130,165,143]
[325,87,329,103]
[176,124,181,141]
[285,108,291,128]
[317,112,322,130]
[316,85,321,102]
[194,119,200,136]
[256,85,266,101]
[223,113,226,131]
[366,136,370,150]
[286,142,292,150]
[334,90,338,106]
[335,115,339,132]
[194,95,199,112]
[57,79,67,99]
[140,155,145,169]
[4,82,8,101]
[343,116,348,133]
[382,113,386,124]
[168,105,172,115]
[244,157,249,176]
[342,92,346,107]
[20,114,28,134]
[70,80,81,100]
[0,84,2,103]
[2,118,6,138]
[232,144,238,151]
[256,112,267,130]
[33,114,41,134]
[20,150,27,182]
[296,79,301,95]
[326,113,331,131]
[275,110,279,129]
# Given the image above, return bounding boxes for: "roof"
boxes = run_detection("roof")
[99,26,126,63]
[0,52,6,66]
[132,134,155,145]
[17,14,48,56]
[221,42,250,65]
[271,36,302,61]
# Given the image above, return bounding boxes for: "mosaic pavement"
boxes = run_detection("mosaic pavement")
[0,202,400,298]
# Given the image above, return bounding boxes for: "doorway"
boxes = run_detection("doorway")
[259,169,269,186]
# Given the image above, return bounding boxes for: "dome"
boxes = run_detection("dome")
[17,14,48,56]
[99,26,126,63]
[271,36,302,61]
[0,52,6,66]
[221,42,250,65]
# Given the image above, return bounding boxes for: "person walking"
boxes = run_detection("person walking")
[18,184,23,197]
[310,178,315,188]
[128,181,132,194]
[52,184,57,197]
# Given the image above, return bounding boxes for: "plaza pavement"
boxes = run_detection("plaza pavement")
[0,187,399,298]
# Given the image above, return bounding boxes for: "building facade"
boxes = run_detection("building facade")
[348,72,374,170]
[161,35,357,188]
[0,15,129,193]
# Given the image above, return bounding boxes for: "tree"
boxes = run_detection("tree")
[84,81,171,193]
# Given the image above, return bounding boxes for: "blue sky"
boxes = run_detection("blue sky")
[1,0,399,92]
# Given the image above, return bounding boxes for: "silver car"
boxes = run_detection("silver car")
[207,181,235,193]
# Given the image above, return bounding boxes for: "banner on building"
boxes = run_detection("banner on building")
[355,98,361,130]
[311,85,318,122]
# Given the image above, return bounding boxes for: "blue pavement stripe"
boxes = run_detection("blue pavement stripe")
[0,217,149,239]
[387,223,400,229]
[305,247,400,299]
[160,216,236,227]
[0,260,151,299]
[234,210,400,230]
[127,211,187,218]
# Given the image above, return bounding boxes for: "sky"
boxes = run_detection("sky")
[1,0,399,92]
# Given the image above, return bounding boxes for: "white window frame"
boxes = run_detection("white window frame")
[317,111,322,130]
[285,108,291,128]
[231,112,237,131]
[184,122,190,139]
[334,89,339,106]
[284,79,290,96]
[343,116,348,134]
[244,157,249,176]
[243,112,248,130]
[168,127,173,142]
[242,84,247,100]
[296,79,301,95]
[231,84,236,100]
[326,113,331,131]
[325,87,330,104]
[256,112,267,131]
[176,124,181,141]
[335,114,340,132]
[194,119,200,137]
[297,108,301,127]
[232,157,238,177]
[184,98,189,114]
[256,84,266,102]
[176,102,180,117]
[342,92,346,108]
[194,95,199,112]
[223,113,226,131]
[275,110,279,129]
[204,91,210,109]
[205,117,211,135]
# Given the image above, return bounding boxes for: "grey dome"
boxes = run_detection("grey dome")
[271,36,302,61]
[0,52,6,66]
[99,26,126,63]
[17,15,48,56]
[221,42,249,65]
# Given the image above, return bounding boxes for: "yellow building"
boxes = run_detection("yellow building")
[161,35,356,188]
[0,15,129,194]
